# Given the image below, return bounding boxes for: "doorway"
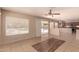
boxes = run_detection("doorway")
[41,20,49,34]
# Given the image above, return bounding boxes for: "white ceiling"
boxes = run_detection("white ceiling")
[2,7,79,22]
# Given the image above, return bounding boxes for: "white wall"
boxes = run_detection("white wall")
[76,30,79,40]
[50,22,60,36]
[35,19,41,37]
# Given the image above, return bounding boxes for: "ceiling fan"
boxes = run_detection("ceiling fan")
[45,9,60,17]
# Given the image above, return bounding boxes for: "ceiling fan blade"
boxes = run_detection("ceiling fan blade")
[52,13,60,15]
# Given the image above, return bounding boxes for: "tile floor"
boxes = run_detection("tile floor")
[0,32,79,52]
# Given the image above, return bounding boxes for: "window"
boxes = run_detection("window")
[5,16,29,36]
[41,21,48,34]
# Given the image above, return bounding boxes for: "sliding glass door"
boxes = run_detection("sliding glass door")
[41,20,49,34]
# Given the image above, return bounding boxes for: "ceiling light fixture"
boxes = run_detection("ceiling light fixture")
[45,9,60,17]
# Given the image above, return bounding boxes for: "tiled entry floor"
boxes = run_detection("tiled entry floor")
[0,33,79,52]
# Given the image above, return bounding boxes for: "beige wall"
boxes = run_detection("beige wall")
[35,18,41,37]
[0,10,38,44]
